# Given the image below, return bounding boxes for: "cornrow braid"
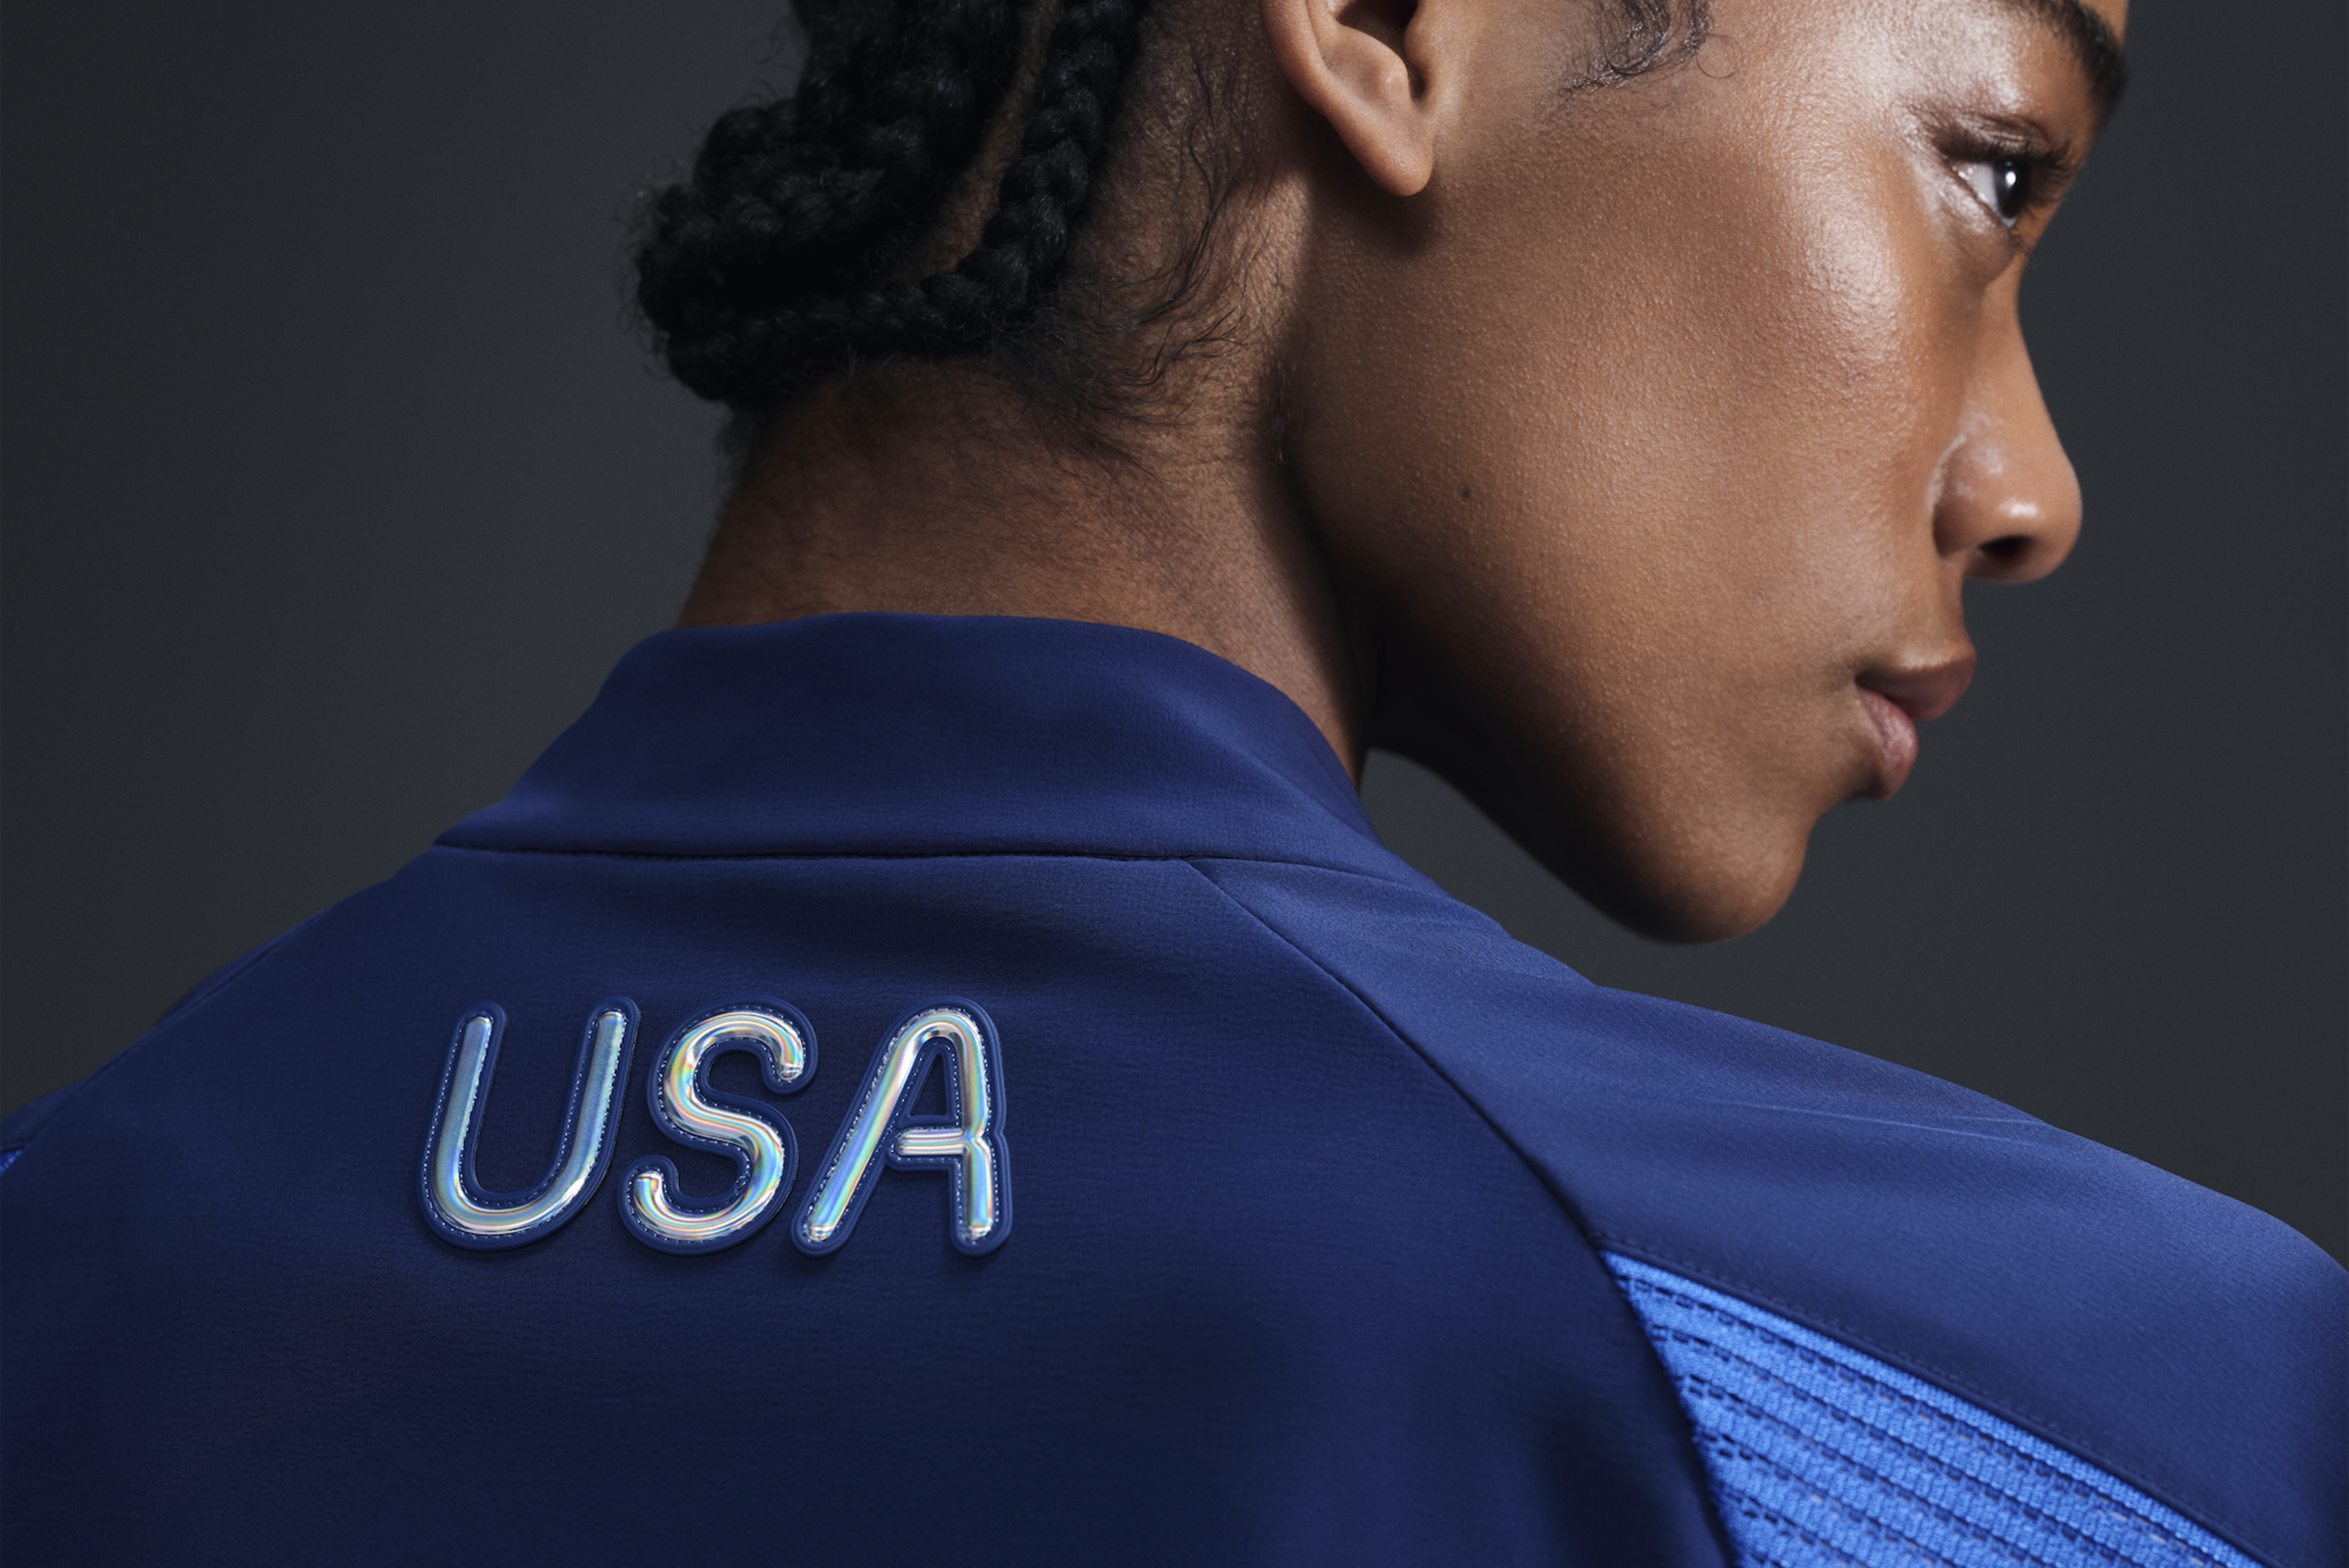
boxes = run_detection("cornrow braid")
[637,0,1150,412]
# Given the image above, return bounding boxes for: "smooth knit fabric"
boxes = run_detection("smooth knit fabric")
[3,614,2340,1566]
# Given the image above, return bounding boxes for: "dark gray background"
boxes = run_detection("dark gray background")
[5,3,2342,1263]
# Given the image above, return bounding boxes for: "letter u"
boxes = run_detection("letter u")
[418,999,638,1249]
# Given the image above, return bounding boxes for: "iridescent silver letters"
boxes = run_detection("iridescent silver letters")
[796,1000,1012,1257]
[418,992,1013,1260]
[620,1001,815,1253]
[419,1000,637,1249]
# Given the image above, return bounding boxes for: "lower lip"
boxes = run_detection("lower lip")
[1858,688,1918,798]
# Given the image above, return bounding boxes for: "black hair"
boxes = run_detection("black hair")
[635,0,1707,423]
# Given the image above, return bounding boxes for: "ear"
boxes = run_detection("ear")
[1261,0,1454,196]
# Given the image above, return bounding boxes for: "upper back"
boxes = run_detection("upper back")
[3,616,2337,1566]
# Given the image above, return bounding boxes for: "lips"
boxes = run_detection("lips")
[1856,655,1975,798]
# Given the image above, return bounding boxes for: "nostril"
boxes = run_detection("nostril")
[1976,535,2035,571]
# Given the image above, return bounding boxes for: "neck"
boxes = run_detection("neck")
[678,366,1367,776]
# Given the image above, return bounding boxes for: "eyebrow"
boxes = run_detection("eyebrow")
[2002,0,2130,125]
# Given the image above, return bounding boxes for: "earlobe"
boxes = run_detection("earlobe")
[1261,0,1442,196]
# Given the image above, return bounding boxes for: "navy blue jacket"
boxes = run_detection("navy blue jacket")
[4,615,2340,1566]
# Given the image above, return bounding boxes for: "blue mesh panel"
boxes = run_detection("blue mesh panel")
[1601,1254,2257,1568]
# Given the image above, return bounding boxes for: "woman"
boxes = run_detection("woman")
[2,0,2338,1562]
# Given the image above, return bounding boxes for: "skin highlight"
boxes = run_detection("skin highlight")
[682,0,2126,942]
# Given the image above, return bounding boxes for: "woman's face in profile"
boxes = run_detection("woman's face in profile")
[1293,0,2124,941]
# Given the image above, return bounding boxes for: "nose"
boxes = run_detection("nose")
[1933,307,2082,584]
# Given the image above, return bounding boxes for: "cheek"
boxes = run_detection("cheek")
[1294,106,1969,931]
[1324,156,1950,695]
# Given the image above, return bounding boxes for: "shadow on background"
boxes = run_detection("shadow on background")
[4,2,2342,1261]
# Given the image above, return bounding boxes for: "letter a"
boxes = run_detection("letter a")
[795,999,1012,1257]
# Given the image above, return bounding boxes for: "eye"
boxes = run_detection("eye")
[1955,157,2034,228]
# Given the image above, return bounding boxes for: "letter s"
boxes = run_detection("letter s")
[620,999,816,1254]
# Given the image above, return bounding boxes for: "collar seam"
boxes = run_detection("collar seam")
[428,839,1419,882]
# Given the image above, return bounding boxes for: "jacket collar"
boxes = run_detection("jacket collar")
[442,613,1401,877]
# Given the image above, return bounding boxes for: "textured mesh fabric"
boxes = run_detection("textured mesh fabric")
[1602,1254,2258,1568]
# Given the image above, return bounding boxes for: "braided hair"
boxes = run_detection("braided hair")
[637,0,1148,414]
[636,0,1711,419]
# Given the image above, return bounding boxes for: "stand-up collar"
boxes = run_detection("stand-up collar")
[442,613,1401,877]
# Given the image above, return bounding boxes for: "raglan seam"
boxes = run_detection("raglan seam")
[1175,856,1740,1560]
[1179,860,2297,1568]
[1174,860,1607,1242]
[0,911,329,1172]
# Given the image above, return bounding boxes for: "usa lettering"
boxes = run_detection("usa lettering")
[418,995,1012,1257]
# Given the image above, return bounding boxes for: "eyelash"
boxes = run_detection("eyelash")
[1947,130,2079,240]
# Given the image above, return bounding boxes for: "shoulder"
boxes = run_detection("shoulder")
[1193,855,2346,1568]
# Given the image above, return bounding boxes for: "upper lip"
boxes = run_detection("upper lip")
[1858,653,1976,724]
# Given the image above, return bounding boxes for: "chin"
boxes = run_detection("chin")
[1583,876,1795,945]
[1389,731,1817,945]
[1548,819,1813,946]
